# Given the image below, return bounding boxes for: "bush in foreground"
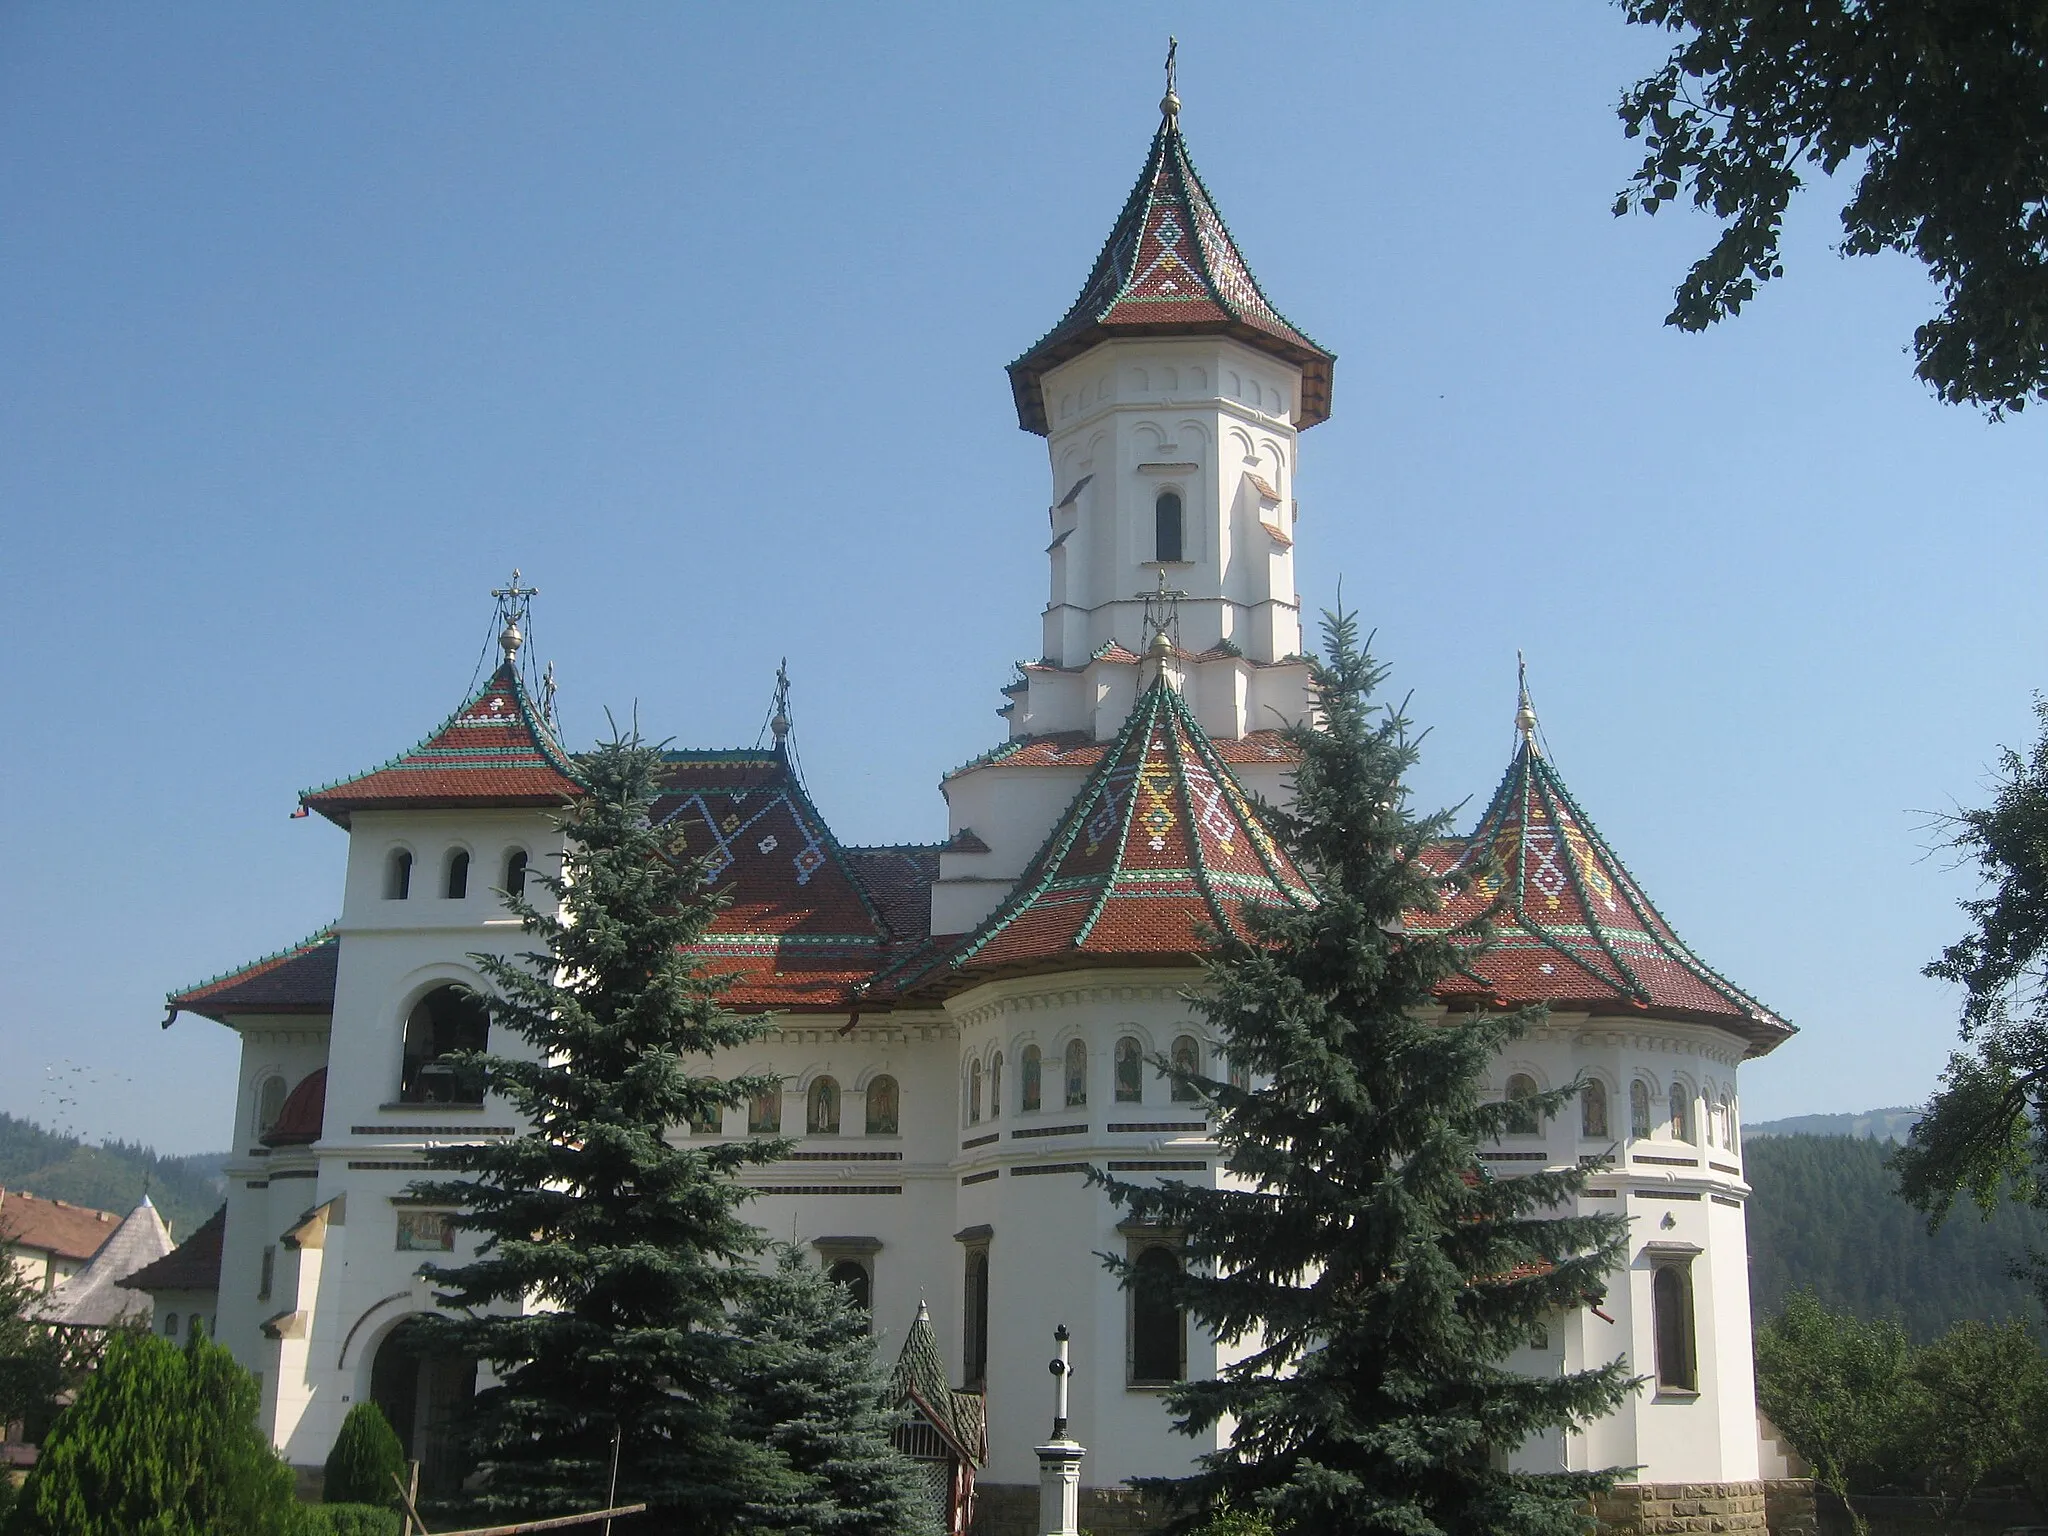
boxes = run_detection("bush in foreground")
[321,1403,404,1510]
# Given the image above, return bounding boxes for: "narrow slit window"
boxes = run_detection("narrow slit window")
[1064,1039,1088,1109]
[1652,1264,1697,1390]
[445,850,469,900]
[503,849,528,897]
[963,1248,990,1387]
[1021,1046,1042,1112]
[1670,1084,1693,1144]
[1170,1036,1201,1102]
[1155,491,1185,563]
[1581,1079,1609,1139]
[1114,1037,1144,1104]
[1130,1246,1185,1385]
[989,1052,1004,1120]
[1629,1081,1652,1141]
[387,849,413,901]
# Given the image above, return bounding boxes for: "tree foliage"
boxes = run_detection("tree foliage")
[8,1327,305,1536]
[1617,1,2048,415]
[1096,613,1635,1536]
[321,1403,404,1510]
[724,1247,939,1536]
[405,732,790,1529]
[1756,1291,1912,1534]
[0,1262,62,1439]
[1895,699,2048,1227]
[1899,1318,2047,1518]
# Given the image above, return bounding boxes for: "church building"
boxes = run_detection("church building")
[152,78,1792,1536]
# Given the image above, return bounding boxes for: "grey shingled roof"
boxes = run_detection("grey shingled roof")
[33,1197,173,1328]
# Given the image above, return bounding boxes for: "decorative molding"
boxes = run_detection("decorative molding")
[1011,1124,1089,1140]
[755,1184,901,1196]
[1010,1163,1091,1178]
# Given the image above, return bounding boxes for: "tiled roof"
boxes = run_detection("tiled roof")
[0,1189,121,1264]
[261,1068,327,1147]
[653,751,894,1011]
[300,663,581,825]
[1411,740,1793,1054]
[120,1204,225,1295]
[842,844,941,944]
[947,728,1298,778]
[33,1199,173,1328]
[890,1303,986,1466]
[167,927,338,1023]
[1009,105,1335,434]
[904,679,1315,990]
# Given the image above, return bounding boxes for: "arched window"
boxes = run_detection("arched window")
[399,985,490,1104]
[1021,1046,1042,1112]
[1505,1072,1541,1135]
[687,1085,722,1136]
[963,1248,991,1387]
[254,1075,288,1139]
[386,849,413,900]
[989,1052,1004,1120]
[1652,1264,1697,1390]
[1114,1037,1144,1103]
[1629,1080,1653,1140]
[1670,1083,1693,1144]
[1707,1096,1725,1149]
[1725,1097,1740,1152]
[968,1060,983,1125]
[1064,1039,1088,1108]
[163,1312,180,1338]
[1170,1036,1201,1102]
[1155,490,1185,563]
[1228,1056,1252,1094]
[748,1082,782,1134]
[503,849,529,897]
[1130,1246,1185,1385]
[865,1075,899,1136]
[1581,1079,1609,1140]
[809,1076,840,1135]
[444,850,469,900]
[828,1259,871,1313]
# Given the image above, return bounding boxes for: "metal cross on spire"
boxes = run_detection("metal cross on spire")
[491,570,539,662]
[1138,568,1186,660]
[1161,36,1180,120]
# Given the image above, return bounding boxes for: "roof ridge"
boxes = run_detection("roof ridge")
[1525,754,1649,1002]
[166,924,337,1005]
[1070,685,1170,948]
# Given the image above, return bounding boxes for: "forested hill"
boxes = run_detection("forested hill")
[1746,1134,2048,1342]
[0,1113,226,1245]
[1747,1107,1921,1142]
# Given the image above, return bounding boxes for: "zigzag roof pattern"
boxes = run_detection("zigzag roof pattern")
[1008,105,1335,434]
[1413,740,1792,1054]
[300,662,581,825]
[896,678,1315,993]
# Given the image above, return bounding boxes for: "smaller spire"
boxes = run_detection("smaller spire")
[1161,36,1180,122]
[1514,650,1541,758]
[769,659,792,749]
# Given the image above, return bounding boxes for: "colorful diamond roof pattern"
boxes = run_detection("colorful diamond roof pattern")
[1412,741,1791,1054]
[1009,108,1335,434]
[300,663,581,825]
[167,927,339,1023]
[904,678,1316,989]
[652,751,900,1011]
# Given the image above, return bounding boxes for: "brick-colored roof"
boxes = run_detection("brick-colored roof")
[896,679,1316,993]
[120,1204,225,1295]
[653,751,896,1011]
[1009,104,1334,435]
[300,662,581,825]
[843,844,941,944]
[167,927,338,1023]
[0,1189,121,1264]
[1411,740,1793,1055]
[261,1068,326,1147]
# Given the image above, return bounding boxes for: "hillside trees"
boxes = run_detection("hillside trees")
[1096,613,1635,1536]
[1615,0,2048,414]
[404,731,794,1527]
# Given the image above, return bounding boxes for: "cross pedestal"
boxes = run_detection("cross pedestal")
[1035,1436,1087,1536]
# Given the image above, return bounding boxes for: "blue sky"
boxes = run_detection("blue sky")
[3,5,2042,1154]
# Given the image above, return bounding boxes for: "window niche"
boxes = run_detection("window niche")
[1169,1035,1201,1102]
[864,1074,900,1136]
[808,1076,840,1136]
[1650,1254,1700,1393]
[386,849,413,901]
[1629,1080,1653,1140]
[1020,1046,1042,1113]
[959,1231,992,1389]
[1670,1084,1694,1145]
[748,1082,784,1135]
[1154,490,1185,563]
[399,986,490,1105]
[814,1236,881,1329]
[502,848,529,897]
[1064,1039,1088,1109]
[989,1052,1003,1120]
[1114,1036,1144,1104]
[687,1085,724,1136]
[1121,1226,1186,1387]
[968,1060,983,1125]
[444,850,469,900]
[1581,1079,1609,1140]
[254,1075,288,1141]
[1504,1072,1541,1136]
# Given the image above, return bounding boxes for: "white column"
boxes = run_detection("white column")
[1036,1323,1087,1536]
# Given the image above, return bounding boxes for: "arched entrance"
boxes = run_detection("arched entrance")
[369,1316,477,1498]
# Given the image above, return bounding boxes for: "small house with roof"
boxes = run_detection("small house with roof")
[161,74,1792,1534]
[0,1190,122,1296]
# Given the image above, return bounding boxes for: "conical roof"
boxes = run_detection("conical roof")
[889,1302,984,1465]
[300,662,580,825]
[34,1197,174,1328]
[1414,739,1792,1055]
[905,677,1314,989]
[1008,104,1334,435]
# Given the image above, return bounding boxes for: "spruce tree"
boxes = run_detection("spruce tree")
[407,732,792,1527]
[725,1247,940,1536]
[1099,613,1635,1536]
[322,1402,404,1508]
[10,1328,304,1536]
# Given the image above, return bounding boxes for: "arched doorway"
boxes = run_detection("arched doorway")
[369,1317,477,1498]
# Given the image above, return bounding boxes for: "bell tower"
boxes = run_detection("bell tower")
[1002,59,1336,742]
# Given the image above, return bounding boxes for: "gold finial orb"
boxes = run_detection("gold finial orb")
[1149,628,1174,659]
[499,620,523,660]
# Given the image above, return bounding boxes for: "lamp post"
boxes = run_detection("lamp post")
[1036,1324,1086,1536]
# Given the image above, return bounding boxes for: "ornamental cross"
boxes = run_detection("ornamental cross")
[1138,568,1186,654]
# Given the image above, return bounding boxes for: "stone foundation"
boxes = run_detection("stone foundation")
[1586,1480,1771,1535]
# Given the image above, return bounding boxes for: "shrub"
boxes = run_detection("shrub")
[322,1403,404,1509]
[301,1505,402,1536]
